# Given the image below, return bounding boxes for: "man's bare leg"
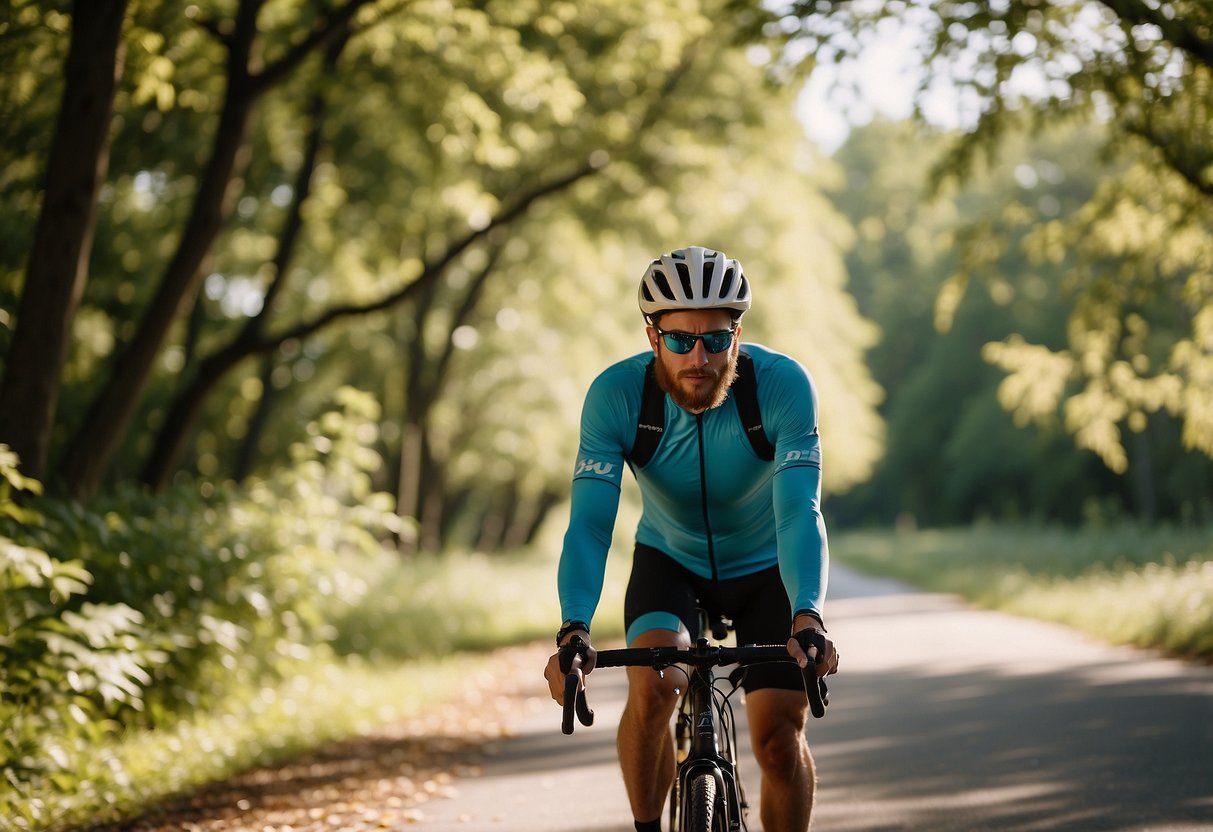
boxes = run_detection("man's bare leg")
[747,687,814,832]
[616,629,688,824]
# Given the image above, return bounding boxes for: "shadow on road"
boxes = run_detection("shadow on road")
[808,569,1213,832]
[439,568,1213,832]
[816,659,1213,831]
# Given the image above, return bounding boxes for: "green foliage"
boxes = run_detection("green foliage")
[0,448,166,813]
[835,524,1213,660]
[829,118,1213,526]
[2,0,883,553]
[13,657,483,831]
[0,414,635,829]
[759,0,1213,492]
[985,149,1213,471]
[329,545,628,660]
[0,391,403,826]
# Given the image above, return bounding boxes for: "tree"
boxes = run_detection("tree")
[761,0,1213,471]
[829,117,1212,525]
[0,0,128,481]
[1,0,885,551]
[56,0,377,501]
[142,0,796,495]
[984,152,1213,473]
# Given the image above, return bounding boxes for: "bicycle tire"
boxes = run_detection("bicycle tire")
[682,772,722,832]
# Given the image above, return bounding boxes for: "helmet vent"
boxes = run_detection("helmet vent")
[719,266,734,298]
[702,260,715,297]
[652,269,674,300]
[675,262,693,297]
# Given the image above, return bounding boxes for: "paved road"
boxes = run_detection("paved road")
[420,565,1213,831]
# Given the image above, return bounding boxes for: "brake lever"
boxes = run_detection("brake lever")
[794,627,830,719]
[560,638,595,734]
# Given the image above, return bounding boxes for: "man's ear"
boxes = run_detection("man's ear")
[646,326,659,354]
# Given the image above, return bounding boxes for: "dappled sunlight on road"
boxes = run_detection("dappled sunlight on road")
[812,567,1213,831]
[86,571,1213,832]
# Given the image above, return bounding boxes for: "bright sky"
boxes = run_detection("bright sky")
[795,31,919,152]
[793,18,981,154]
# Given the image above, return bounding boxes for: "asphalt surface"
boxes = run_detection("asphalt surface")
[419,565,1213,832]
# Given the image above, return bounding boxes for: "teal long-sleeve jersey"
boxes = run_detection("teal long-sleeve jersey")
[557,343,829,627]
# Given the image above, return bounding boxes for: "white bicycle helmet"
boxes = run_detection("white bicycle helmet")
[638,246,751,321]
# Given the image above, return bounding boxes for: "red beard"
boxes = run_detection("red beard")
[654,350,738,412]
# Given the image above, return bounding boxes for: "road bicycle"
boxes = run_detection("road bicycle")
[560,611,828,832]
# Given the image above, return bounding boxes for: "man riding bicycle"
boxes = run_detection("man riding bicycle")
[543,246,841,832]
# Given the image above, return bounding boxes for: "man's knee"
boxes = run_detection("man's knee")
[623,627,687,723]
[753,723,809,775]
[625,666,681,722]
[747,689,810,775]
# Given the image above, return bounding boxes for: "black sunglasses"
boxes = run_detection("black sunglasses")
[655,327,736,355]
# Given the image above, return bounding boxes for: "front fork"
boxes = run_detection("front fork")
[673,660,743,830]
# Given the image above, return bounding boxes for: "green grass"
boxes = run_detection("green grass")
[832,524,1213,660]
[327,546,629,660]
[9,545,632,832]
[17,657,469,831]
[17,521,1211,831]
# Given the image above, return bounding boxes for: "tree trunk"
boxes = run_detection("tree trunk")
[61,0,368,501]
[479,481,519,551]
[395,421,424,552]
[518,489,563,546]
[62,0,264,501]
[140,42,334,491]
[1131,419,1158,525]
[231,353,278,483]
[395,278,442,539]
[140,338,263,491]
[0,0,128,481]
[417,450,445,553]
[394,246,505,548]
[503,487,560,549]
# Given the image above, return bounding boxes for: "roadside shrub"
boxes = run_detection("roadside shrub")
[0,388,398,824]
[0,447,167,812]
[834,524,1213,661]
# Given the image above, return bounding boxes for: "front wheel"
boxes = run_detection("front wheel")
[682,772,724,832]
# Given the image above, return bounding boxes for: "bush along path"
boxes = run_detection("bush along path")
[72,643,552,832]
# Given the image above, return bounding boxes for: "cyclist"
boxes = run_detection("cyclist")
[544,246,840,832]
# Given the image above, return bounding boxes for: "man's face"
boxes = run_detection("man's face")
[647,309,740,413]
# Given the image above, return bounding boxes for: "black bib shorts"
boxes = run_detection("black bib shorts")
[623,542,803,692]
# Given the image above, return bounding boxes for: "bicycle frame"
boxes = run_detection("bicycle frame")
[670,634,748,831]
[560,611,827,831]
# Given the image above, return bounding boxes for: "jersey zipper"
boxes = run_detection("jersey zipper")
[695,413,719,581]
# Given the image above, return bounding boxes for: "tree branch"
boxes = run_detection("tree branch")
[1123,122,1213,197]
[187,11,231,48]
[432,242,504,390]
[254,0,374,91]
[251,161,598,352]
[1094,0,1213,69]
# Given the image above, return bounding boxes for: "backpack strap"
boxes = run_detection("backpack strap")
[629,353,774,467]
[733,352,775,461]
[629,360,665,468]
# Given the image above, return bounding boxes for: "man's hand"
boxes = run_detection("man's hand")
[786,612,839,677]
[544,632,595,704]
